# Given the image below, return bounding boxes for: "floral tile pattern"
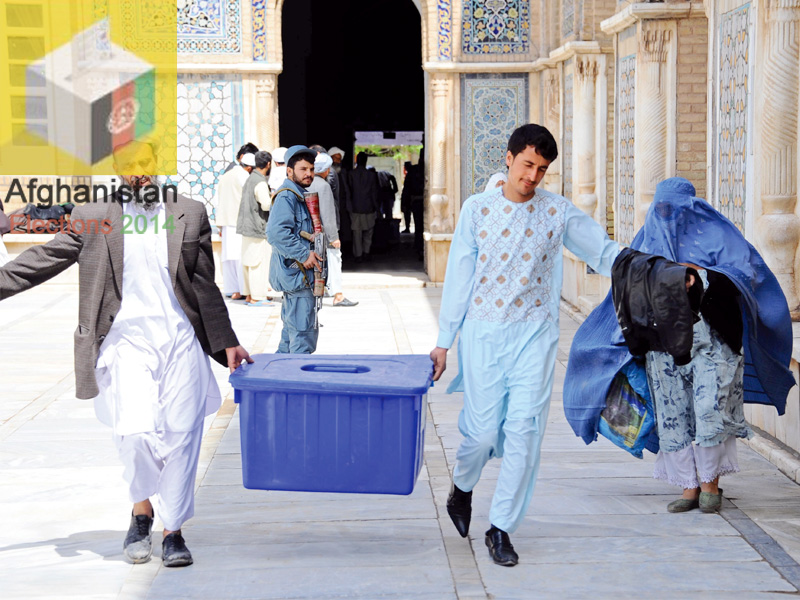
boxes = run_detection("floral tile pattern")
[617,54,636,245]
[438,0,453,60]
[253,0,267,61]
[177,0,241,55]
[718,4,750,232]
[461,74,529,197]
[166,74,244,221]
[462,0,530,55]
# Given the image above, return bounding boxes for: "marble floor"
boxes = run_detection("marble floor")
[1,269,800,599]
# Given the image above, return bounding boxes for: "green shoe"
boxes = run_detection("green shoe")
[699,489,723,513]
[667,497,700,513]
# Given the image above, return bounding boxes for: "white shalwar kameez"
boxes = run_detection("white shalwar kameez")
[437,187,619,533]
[94,201,221,532]
[215,165,249,295]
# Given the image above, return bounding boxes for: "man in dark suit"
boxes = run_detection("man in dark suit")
[0,141,252,568]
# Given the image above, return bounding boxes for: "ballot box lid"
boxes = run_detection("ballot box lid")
[230,354,434,397]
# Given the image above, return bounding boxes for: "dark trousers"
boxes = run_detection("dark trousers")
[403,209,412,231]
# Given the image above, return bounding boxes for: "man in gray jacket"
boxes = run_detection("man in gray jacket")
[236,150,274,306]
[0,140,252,567]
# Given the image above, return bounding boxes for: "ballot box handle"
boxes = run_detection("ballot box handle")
[300,364,371,374]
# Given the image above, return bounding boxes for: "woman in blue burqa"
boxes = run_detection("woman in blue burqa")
[564,177,794,512]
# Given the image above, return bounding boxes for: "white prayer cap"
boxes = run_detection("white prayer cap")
[484,172,507,192]
[272,147,287,163]
[328,146,345,159]
[314,153,333,174]
[241,153,256,167]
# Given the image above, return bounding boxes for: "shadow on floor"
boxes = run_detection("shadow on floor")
[0,530,130,561]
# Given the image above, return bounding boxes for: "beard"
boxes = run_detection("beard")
[131,175,163,212]
[290,174,312,189]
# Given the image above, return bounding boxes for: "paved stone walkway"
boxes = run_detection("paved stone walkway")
[2,271,800,599]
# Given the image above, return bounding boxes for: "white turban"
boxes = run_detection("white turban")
[272,147,287,163]
[484,172,507,192]
[240,153,256,167]
[328,146,345,159]
[314,153,333,174]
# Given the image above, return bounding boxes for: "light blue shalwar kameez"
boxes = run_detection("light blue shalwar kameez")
[437,187,619,533]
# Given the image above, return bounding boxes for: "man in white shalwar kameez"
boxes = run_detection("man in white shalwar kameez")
[430,125,620,566]
[214,146,256,299]
[0,141,252,569]
[94,198,221,560]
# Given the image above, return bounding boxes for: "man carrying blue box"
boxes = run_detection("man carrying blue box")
[430,124,621,566]
[0,141,253,568]
[267,145,321,354]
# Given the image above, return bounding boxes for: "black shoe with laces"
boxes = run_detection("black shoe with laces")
[123,513,154,564]
[162,532,193,567]
[485,525,519,566]
[446,484,472,538]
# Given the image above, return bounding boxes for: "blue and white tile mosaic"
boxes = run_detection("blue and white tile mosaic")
[462,0,530,55]
[177,0,242,55]
[438,0,453,60]
[562,0,575,38]
[562,0,584,38]
[461,74,529,197]
[718,4,749,232]
[253,0,267,61]
[166,74,245,220]
[617,54,636,245]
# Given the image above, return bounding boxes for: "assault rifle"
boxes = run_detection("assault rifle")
[299,229,327,330]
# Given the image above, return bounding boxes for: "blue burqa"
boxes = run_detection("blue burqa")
[564,177,795,451]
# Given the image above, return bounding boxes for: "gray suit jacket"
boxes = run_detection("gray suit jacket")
[0,192,239,399]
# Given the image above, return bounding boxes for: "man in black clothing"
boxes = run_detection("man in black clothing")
[347,152,379,262]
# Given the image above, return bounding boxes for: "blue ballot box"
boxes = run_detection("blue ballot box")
[229,354,434,495]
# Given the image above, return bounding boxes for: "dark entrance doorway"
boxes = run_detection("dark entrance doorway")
[278,0,426,274]
[278,0,424,154]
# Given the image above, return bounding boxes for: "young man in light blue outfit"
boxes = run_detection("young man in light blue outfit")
[267,145,321,354]
[430,125,620,566]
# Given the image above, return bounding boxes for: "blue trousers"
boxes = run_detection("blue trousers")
[452,319,559,533]
[277,288,318,354]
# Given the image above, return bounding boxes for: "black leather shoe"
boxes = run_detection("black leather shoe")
[123,513,154,564]
[485,526,519,566]
[162,532,193,567]
[446,484,472,538]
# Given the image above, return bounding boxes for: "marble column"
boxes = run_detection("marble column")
[543,69,562,194]
[250,73,279,153]
[574,55,600,220]
[540,0,550,59]
[634,22,673,229]
[429,75,453,233]
[756,0,800,316]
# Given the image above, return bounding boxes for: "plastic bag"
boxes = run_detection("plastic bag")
[598,360,655,459]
